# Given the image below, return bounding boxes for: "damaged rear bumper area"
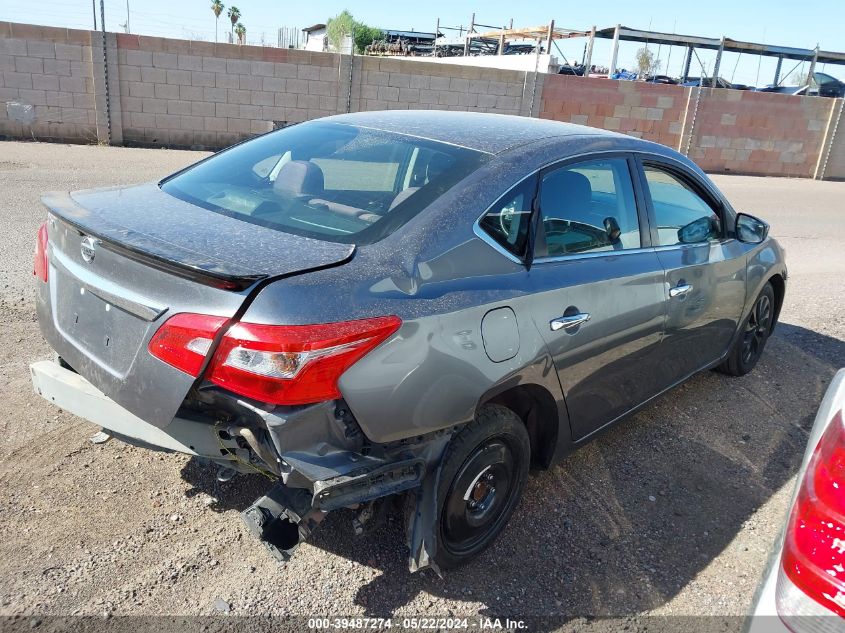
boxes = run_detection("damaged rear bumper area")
[30,359,449,571]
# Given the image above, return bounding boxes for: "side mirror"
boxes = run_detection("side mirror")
[677,216,717,244]
[603,216,621,243]
[736,213,769,244]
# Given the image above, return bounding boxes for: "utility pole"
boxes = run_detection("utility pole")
[92,0,98,30]
[125,0,130,34]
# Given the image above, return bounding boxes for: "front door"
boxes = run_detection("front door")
[638,161,747,382]
[526,156,666,441]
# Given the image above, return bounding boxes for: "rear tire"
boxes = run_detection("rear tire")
[431,404,530,570]
[718,282,776,376]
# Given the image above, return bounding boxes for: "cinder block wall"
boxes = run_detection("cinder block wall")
[2,21,845,180]
[685,89,834,178]
[540,74,687,148]
[0,22,100,143]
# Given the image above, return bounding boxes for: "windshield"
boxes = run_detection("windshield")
[161,121,488,244]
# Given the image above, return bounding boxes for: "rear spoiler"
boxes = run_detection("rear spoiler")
[42,191,269,291]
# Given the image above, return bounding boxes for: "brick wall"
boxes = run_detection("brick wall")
[2,21,845,180]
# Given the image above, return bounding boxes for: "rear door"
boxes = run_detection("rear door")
[636,159,746,382]
[524,155,667,441]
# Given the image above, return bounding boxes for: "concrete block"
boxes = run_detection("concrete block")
[273,63,298,78]
[204,116,228,131]
[15,56,43,74]
[142,97,167,114]
[275,92,297,107]
[140,66,166,83]
[377,85,399,102]
[367,71,389,86]
[120,64,141,82]
[449,77,469,92]
[27,40,55,59]
[228,117,251,133]
[178,84,202,101]
[308,80,333,96]
[202,56,227,73]
[179,114,204,130]
[262,76,285,92]
[190,100,215,116]
[121,95,142,112]
[154,83,179,99]
[438,91,460,106]
[251,60,275,77]
[71,92,93,109]
[238,104,262,119]
[409,74,430,90]
[720,113,737,126]
[166,69,192,85]
[125,49,152,66]
[177,54,202,71]
[319,66,338,82]
[0,38,27,56]
[238,74,261,90]
[130,111,156,128]
[250,90,274,106]
[166,99,192,115]
[216,72,238,89]
[55,43,82,61]
[285,78,308,94]
[476,93,497,109]
[297,65,321,80]
[202,86,226,102]
[191,71,215,87]
[153,52,178,69]
[31,73,59,91]
[155,113,182,129]
[4,72,33,89]
[227,88,251,104]
[43,58,71,76]
[429,76,450,91]
[18,88,46,105]
[398,87,420,103]
[226,59,250,75]
[296,93,320,109]
[215,102,239,118]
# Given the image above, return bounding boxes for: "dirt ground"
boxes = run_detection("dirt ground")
[0,141,843,627]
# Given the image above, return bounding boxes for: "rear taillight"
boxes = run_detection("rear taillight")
[148,313,401,405]
[34,221,49,282]
[778,409,845,624]
[148,313,228,377]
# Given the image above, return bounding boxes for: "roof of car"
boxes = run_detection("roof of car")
[321,110,623,155]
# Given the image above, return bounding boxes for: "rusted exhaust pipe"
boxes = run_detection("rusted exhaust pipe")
[228,425,281,476]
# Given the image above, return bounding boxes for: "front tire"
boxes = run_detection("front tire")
[431,404,530,570]
[718,282,776,376]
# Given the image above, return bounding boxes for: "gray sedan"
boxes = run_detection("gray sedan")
[30,111,787,572]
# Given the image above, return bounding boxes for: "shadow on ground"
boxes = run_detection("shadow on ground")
[180,322,838,626]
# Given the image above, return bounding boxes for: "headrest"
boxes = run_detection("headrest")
[540,170,592,217]
[273,160,324,196]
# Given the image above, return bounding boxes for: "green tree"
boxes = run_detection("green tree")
[326,10,381,53]
[634,46,660,77]
[234,22,246,45]
[211,0,224,43]
[227,5,240,39]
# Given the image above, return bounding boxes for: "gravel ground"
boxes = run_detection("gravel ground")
[0,141,843,628]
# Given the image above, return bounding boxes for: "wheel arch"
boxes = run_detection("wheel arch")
[477,382,564,469]
[768,272,786,333]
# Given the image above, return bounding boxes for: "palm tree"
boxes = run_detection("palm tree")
[227,6,240,41]
[211,0,224,43]
[234,22,246,45]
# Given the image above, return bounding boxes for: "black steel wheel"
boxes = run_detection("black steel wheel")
[432,404,530,569]
[718,282,776,376]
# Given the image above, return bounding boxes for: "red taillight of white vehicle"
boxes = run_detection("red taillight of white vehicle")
[148,313,401,405]
[777,408,845,627]
[33,221,49,282]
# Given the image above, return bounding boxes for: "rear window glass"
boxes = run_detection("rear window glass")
[161,122,488,244]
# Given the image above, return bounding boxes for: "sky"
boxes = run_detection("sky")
[2,0,843,85]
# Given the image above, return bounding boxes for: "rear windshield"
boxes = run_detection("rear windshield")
[161,121,488,244]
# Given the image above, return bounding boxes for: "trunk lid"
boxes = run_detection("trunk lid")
[37,184,354,428]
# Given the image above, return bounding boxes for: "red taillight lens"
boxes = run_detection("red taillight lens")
[780,409,845,619]
[34,221,49,282]
[148,313,401,405]
[207,316,401,405]
[148,313,228,377]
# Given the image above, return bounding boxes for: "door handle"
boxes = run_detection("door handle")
[550,312,591,331]
[669,283,693,298]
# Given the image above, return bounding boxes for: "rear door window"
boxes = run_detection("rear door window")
[161,122,488,244]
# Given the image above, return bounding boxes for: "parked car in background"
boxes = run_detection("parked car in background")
[644,74,679,85]
[681,77,753,90]
[757,72,845,98]
[30,111,787,573]
[747,369,845,632]
[558,63,585,76]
